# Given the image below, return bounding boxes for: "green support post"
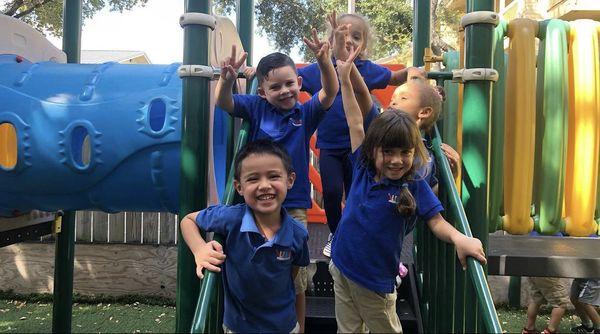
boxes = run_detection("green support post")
[237,0,254,69]
[52,212,76,333]
[462,0,496,331]
[176,0,212,332]
[52,1,81,332]
[412,1,430,329]
[508,276,522,308]
[412,0,430,67]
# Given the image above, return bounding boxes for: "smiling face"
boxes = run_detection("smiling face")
[234,153,295,218]
[389,82,426,122]
[374,147,415,181]
[257,65,302,111]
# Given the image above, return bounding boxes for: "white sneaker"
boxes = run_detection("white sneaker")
[323,233,333,257]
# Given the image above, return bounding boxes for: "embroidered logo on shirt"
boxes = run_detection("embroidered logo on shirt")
[276,249,292,261]
[290,118,303,127]
[388,193,399,204]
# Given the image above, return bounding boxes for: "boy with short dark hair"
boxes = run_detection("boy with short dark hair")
[180,140,309,333]
[215,29,339,332]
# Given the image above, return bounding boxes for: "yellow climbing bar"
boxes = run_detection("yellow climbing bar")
[564,20,600,237]
[502,18,538,235]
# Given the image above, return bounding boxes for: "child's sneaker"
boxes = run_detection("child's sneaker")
[322,233,332,258]
[571,324,594,333]
[522,328,540,334]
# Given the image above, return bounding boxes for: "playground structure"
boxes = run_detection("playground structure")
[1,0,599,333]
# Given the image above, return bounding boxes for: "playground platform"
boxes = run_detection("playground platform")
[488,234,600,278]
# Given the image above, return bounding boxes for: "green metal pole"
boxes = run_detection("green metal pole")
[237,0,253,68]
[508,276,522,308]
[52,1,81,332]
[52,212,76,333]
[176,0,212,332]
[412,1,430,329]
[462,0,496,331]
[412,0,430,67]
[463,0,495,253]
[62,0,81,64]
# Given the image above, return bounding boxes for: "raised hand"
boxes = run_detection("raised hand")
[335,44,361,81]
[327,10,352,61]
[303,28,330,64]
[220,44,247,82]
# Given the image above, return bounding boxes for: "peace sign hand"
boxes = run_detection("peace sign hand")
[220,44,248,82]
[303,28,330,64]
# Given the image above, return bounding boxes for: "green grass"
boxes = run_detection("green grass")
[495,306,581,333]
[0,294,586,333]
[0,299,175,333]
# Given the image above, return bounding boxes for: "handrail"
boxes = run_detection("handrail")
[190,79,256,333]
[430,124,502,333]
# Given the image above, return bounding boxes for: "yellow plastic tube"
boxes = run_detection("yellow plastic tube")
[502,18,538,234]
[0,122,17,170]
[564,20,600,237]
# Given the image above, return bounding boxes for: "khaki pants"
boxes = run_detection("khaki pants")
[288,208,308,294]
[329,262,402,333]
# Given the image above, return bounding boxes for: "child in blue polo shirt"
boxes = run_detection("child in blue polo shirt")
[180,140,310,333]
[215,30,338,333]
[328,50,487,333]
[298,11,425,258]
[389,78,461,191]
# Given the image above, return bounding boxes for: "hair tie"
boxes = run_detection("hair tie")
[402,183,408,189]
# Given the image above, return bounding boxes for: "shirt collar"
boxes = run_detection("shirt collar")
[239,206,294,248]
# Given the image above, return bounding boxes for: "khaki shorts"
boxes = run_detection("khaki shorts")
[528,277,570,308]
[288,208,308,294]
[329,262,403,333]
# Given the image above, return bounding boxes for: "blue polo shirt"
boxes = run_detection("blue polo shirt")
[228,94,325,209]
[299,59,391,149]
[196,204,310,333]
[331,148,443,293]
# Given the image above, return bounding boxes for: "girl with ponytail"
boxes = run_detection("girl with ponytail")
[329,46,487,333]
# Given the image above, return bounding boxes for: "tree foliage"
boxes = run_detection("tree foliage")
[1,0,148,36]
[214,0,458,62]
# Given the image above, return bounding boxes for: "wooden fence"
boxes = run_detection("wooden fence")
[74,211,178,245]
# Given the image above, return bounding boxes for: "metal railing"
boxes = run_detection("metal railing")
[414,125,502,333]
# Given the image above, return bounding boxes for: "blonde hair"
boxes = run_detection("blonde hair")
[327,13,374,59]
[414,80,443,132]
[360,110,429,216]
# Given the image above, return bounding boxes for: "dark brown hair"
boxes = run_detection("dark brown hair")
[360,109,429,215]
[234,139,294,181]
